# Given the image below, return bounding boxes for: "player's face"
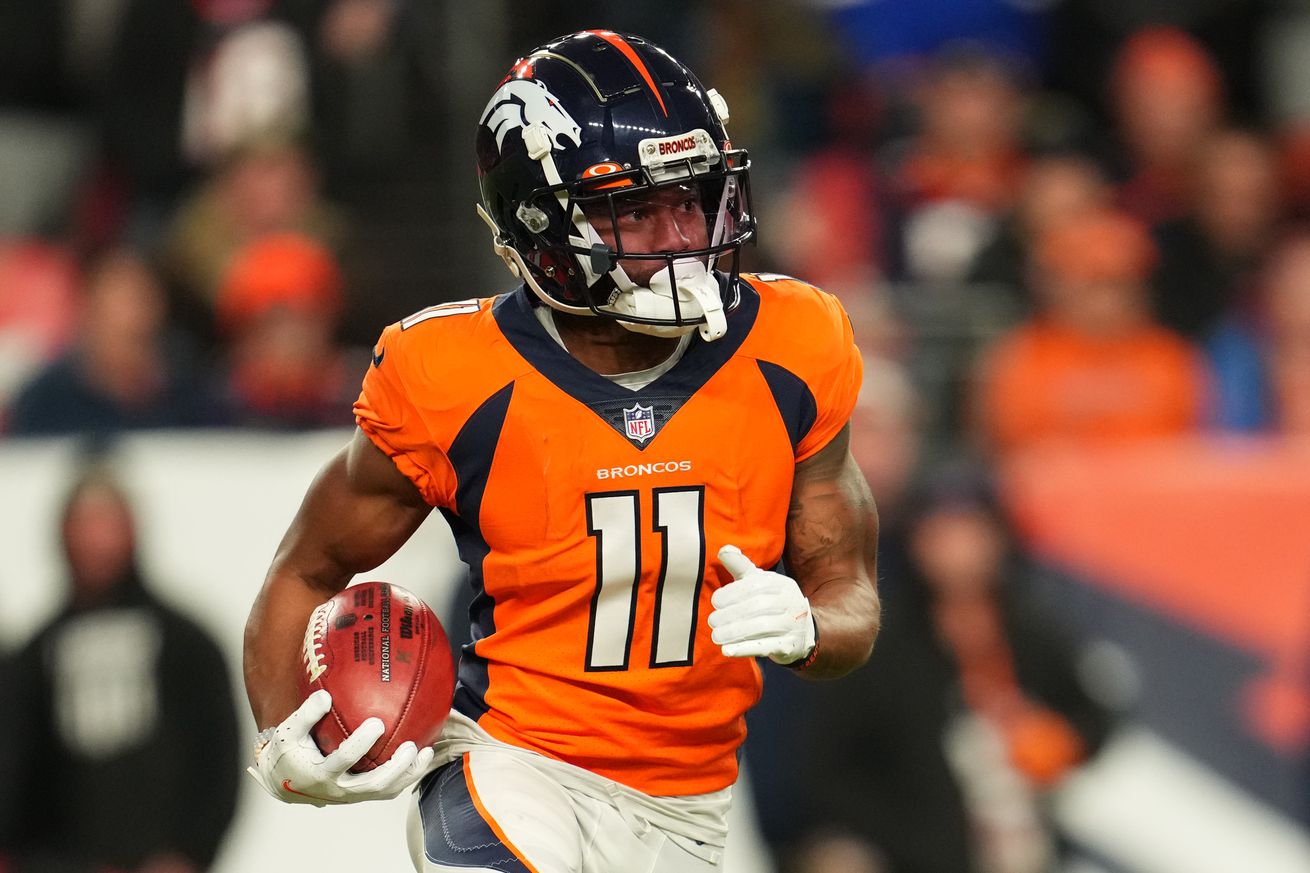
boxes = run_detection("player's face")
[584,183,710,286]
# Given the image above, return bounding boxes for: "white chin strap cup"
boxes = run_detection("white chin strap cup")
[478,202,729,341]
[611,260,728,342]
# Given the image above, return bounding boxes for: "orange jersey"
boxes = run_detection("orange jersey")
[980,320,1206,454]
[354,275,861,796]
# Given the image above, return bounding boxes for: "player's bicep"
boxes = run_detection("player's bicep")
[271,429,432,593]
[784,423,878,593]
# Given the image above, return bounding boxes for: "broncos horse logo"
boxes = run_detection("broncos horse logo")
[481,78,583,155]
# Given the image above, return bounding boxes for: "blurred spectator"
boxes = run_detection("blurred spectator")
[886,47,1030,283]
[179,15,309,170]
[850,355,922,512]
[1046,0,1263,129]
[975,208,1208,456]
[1152,128,1283,339]
[1207,229,1310,434]
[766,73,905,356]
[745,354,921,858]
[0,0,97,237]
[1108,26,1225,225]
[1275,125,1310,221]
[791,460,1114,873]
[895,48,1029,212]
[96,0,316,241]
[967,152,1113,308]
[214,231,360,429]
[0,460,239,872]
[1268,5,1310,221]
[769,76,887,300]
[698,0,842,170]
[310,0,417,182]
[5,246,215,436]
[847,353,922,583]
[98,0,475,337]
[160,137,347,347]
[1258,5,1310,218]
[0,237,80,410]
[305,0,494,338]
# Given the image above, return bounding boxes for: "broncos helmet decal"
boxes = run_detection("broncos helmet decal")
[481,78,583,155]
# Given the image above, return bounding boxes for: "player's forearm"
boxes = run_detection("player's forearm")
[243,436,431,728]
[790,501,881,678]
[785,437,881,679]
[802,575,881,678]
[243,569,345,729]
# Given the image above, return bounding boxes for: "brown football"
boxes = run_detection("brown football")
[298,581,455,772]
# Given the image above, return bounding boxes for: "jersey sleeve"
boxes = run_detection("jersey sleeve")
[353,323,457,507]
[795,290,863,461]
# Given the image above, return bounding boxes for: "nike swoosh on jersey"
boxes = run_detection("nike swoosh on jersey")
[372,347,385,367]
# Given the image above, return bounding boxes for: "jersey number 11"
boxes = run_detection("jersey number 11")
[584,487,705,672]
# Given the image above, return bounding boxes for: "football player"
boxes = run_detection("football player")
[243,29,880,873]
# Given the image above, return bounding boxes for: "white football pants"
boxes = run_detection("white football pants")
[407,749,725,873]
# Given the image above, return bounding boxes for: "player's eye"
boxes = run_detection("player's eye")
[613,200,653,225]
[621,205,649,222]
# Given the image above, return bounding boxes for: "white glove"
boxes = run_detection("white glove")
[246,689,434,807]
[708,545,817,665]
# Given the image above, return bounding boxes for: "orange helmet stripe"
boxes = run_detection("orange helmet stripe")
[510,58,535,80]
[587,29,669,117]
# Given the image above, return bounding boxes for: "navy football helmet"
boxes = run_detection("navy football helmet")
[475,29,754,341]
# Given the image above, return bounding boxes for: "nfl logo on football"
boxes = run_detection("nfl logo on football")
[623,403,656,444]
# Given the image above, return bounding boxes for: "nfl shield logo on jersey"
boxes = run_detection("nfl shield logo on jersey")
[623,403,656,444]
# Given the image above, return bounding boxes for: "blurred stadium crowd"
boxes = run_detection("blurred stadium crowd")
[1,1,1309,872]
[3,0,1310,451]
[3,0,1310,446]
